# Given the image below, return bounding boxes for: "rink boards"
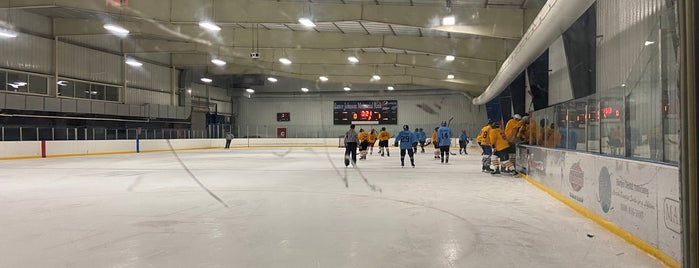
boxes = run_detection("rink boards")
[516,145,681,266]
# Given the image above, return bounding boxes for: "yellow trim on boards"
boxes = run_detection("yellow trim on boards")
[519,174,680,268]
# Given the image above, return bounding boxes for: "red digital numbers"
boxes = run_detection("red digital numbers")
[359,110,373,120]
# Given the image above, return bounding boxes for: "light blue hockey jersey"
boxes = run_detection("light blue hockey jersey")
[394,130,418,150]
[437,126,452,146]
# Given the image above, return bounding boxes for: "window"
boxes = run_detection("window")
[0,71,6,91]
[74,81,90,99]
[6,72,28,93]
[58,80,75,97]
[105,86,119,101]
[28,75,48,95]
[90,84,106,100]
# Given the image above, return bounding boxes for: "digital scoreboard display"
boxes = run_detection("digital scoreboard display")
[333,100,397,125]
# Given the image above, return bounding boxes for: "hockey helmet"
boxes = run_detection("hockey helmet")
[514,114,522,120]
[403,125,410,130]
[441,121,447,127]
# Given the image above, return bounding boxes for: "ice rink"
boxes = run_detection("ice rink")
[0,146,665,267]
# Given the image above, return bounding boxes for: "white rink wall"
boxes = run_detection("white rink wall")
[0,138,352,159]
[516,145,681,263]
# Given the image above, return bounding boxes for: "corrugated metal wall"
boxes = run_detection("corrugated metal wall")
[57,42,122,85]
[597,0,664,91]
[189,83,232,115]
[237,93,486,138]
[125,88,172,106]
[0,10,52,35]
[126,61,172,91]
[62,36,122,53]
[0,34,53,74]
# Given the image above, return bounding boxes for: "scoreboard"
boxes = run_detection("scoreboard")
[333,100,397,125]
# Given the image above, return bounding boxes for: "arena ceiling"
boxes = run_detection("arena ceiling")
[7,0,546,95]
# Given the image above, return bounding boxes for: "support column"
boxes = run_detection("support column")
[680,0,698,267]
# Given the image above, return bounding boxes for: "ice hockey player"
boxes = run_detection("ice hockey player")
[431,127,440,159]
[368,129,378,155]
[488,121,517,175]
[458,129,469,155]
[358,129,369,160]
[378,127,391,157]
[505,114,524,142]
[418,128,427,153]
[437,121,453,164]
[477,120,494,172]
[412,128,420,153]
[394,124,418,167]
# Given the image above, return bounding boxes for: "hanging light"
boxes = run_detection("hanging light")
[211,58,227,66]
[442,15,456,26]
[343,86,351,91]
[371,65,381,81]
[347,56,359,63]
[445,55,455,61]
[298,17,316,27]
[201,78,213,83]
[319,76,329,82]
[246,88,255,93]
[125,58,143,67]
[103,24,130,36]
[0,27,17,38]
[447,74,455,79]
[199,21,221,31]
[387,86,395,91]
[267,77,278,83]
[279,58,292,65]
[301,87,309,92]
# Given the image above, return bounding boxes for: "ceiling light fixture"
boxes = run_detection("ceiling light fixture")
[387,86,395,91]
[125,58,143,67]
[199,21,221,31]
[319,76,329,82]
[103,24,129,36]
[348,56,359,63]
[371,65,381,81]
[445,55,455,61]
[279,57,292,65]
[267,77,278,83]
[201,78,213,83]
[447,74,455,79]
[57,81,68,86]
[644,41,655,46]
[0,28,17,38]
[298,17,316,27]
[246,88,255,93]
[301,87,309,92]
[211,58,227,66]
[343,86,351,91]
[442,15,456,26]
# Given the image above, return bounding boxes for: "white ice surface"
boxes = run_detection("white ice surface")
[0,147,665,268]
